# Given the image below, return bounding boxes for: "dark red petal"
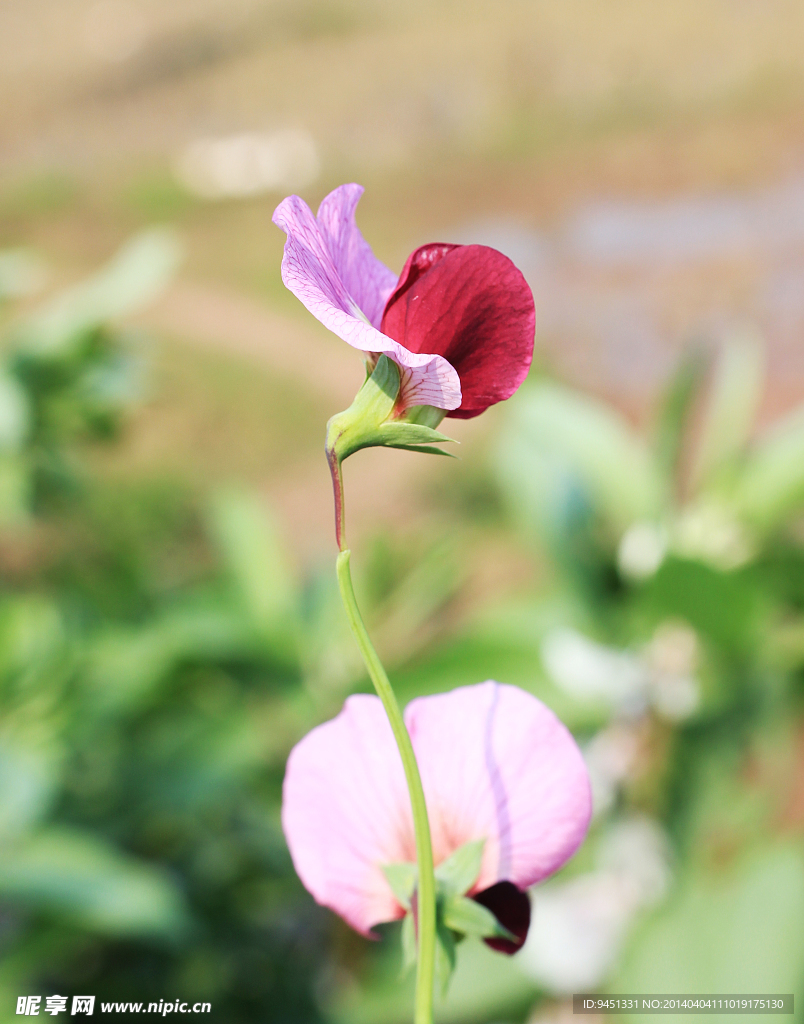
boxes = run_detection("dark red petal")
[381,243,535,419]
[472,881,531,955]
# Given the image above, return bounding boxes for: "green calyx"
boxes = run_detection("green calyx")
[325,355,457,465]
[382,839,517,992]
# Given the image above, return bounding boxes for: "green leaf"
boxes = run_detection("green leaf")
[498,382,662,537]
[435,839,485,896]
[731,402,804,533]
[653,345,708,481]
[13,229,181,358]
[614,843,804,1018]
[206,487,298,658]
[643,556,761,655]
[0,371,29,453]
[0,828,189,938]
[0,733,63,841]
[0,455,29,524]
[84,604,251,715]
[442,893,517,942]
[381,862,417,911]
[691,330,764,492]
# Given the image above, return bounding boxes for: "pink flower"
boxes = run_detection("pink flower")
[272,185,535,417]
[282,681,592,952]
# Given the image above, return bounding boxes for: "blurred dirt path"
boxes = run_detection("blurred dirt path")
[141,280,360,407]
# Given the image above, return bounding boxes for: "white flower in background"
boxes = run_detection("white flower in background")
[518,816,671,993]
[175,130,320,200]
[672,499,755,570]
[617,520,667,580]
[541,623,700,725]
[541,628,645,708]
[644,621,700,721]
[618,502,757,581]
[583,723,641,818]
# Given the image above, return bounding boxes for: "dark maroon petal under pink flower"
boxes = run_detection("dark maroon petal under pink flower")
[472,881,531,955]
[380,243,535,419]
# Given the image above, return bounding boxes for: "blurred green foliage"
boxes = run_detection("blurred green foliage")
[489,338,804,1018]
[0,236,334,1023]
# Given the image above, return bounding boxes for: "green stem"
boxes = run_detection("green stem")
[336,548,436,1024]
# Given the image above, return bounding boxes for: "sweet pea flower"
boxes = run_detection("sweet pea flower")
[272,185,535,417]
[282,681,592,953]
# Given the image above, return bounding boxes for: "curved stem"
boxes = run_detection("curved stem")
[326,445,346,552]
[336,549,436,1024]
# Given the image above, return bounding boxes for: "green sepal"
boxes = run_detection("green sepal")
[385,839,515,991]
[378,422,457,449]
[435,917,457,995]
[381,444,457,458]
[326,355,400,462]
[325,356,457,464]
[400,911,417,977]
[434,838,485,897]
[381,861,417,911]
[403,404,447,429]
[442,893,517,942]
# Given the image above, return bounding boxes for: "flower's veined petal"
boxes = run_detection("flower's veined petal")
[282,694,414,936]
[381,244,534,418]
[273,192,461,411]
[316,184,398,329]
[405,681,591,892]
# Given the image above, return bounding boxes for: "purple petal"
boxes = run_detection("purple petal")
[282,694,414,936]
[405,681,592,892]
[272,186,461,410]
[316,184,397,329]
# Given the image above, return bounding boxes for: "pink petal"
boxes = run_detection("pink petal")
[406,681,591,892]
[272,186,461,411]
[282,694,414,936]
[282,682,591,936]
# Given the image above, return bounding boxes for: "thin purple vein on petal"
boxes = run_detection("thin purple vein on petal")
[316,184,398,329]
[404,682,592,893]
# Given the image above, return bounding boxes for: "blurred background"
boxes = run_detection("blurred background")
[1,1,804,1021]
